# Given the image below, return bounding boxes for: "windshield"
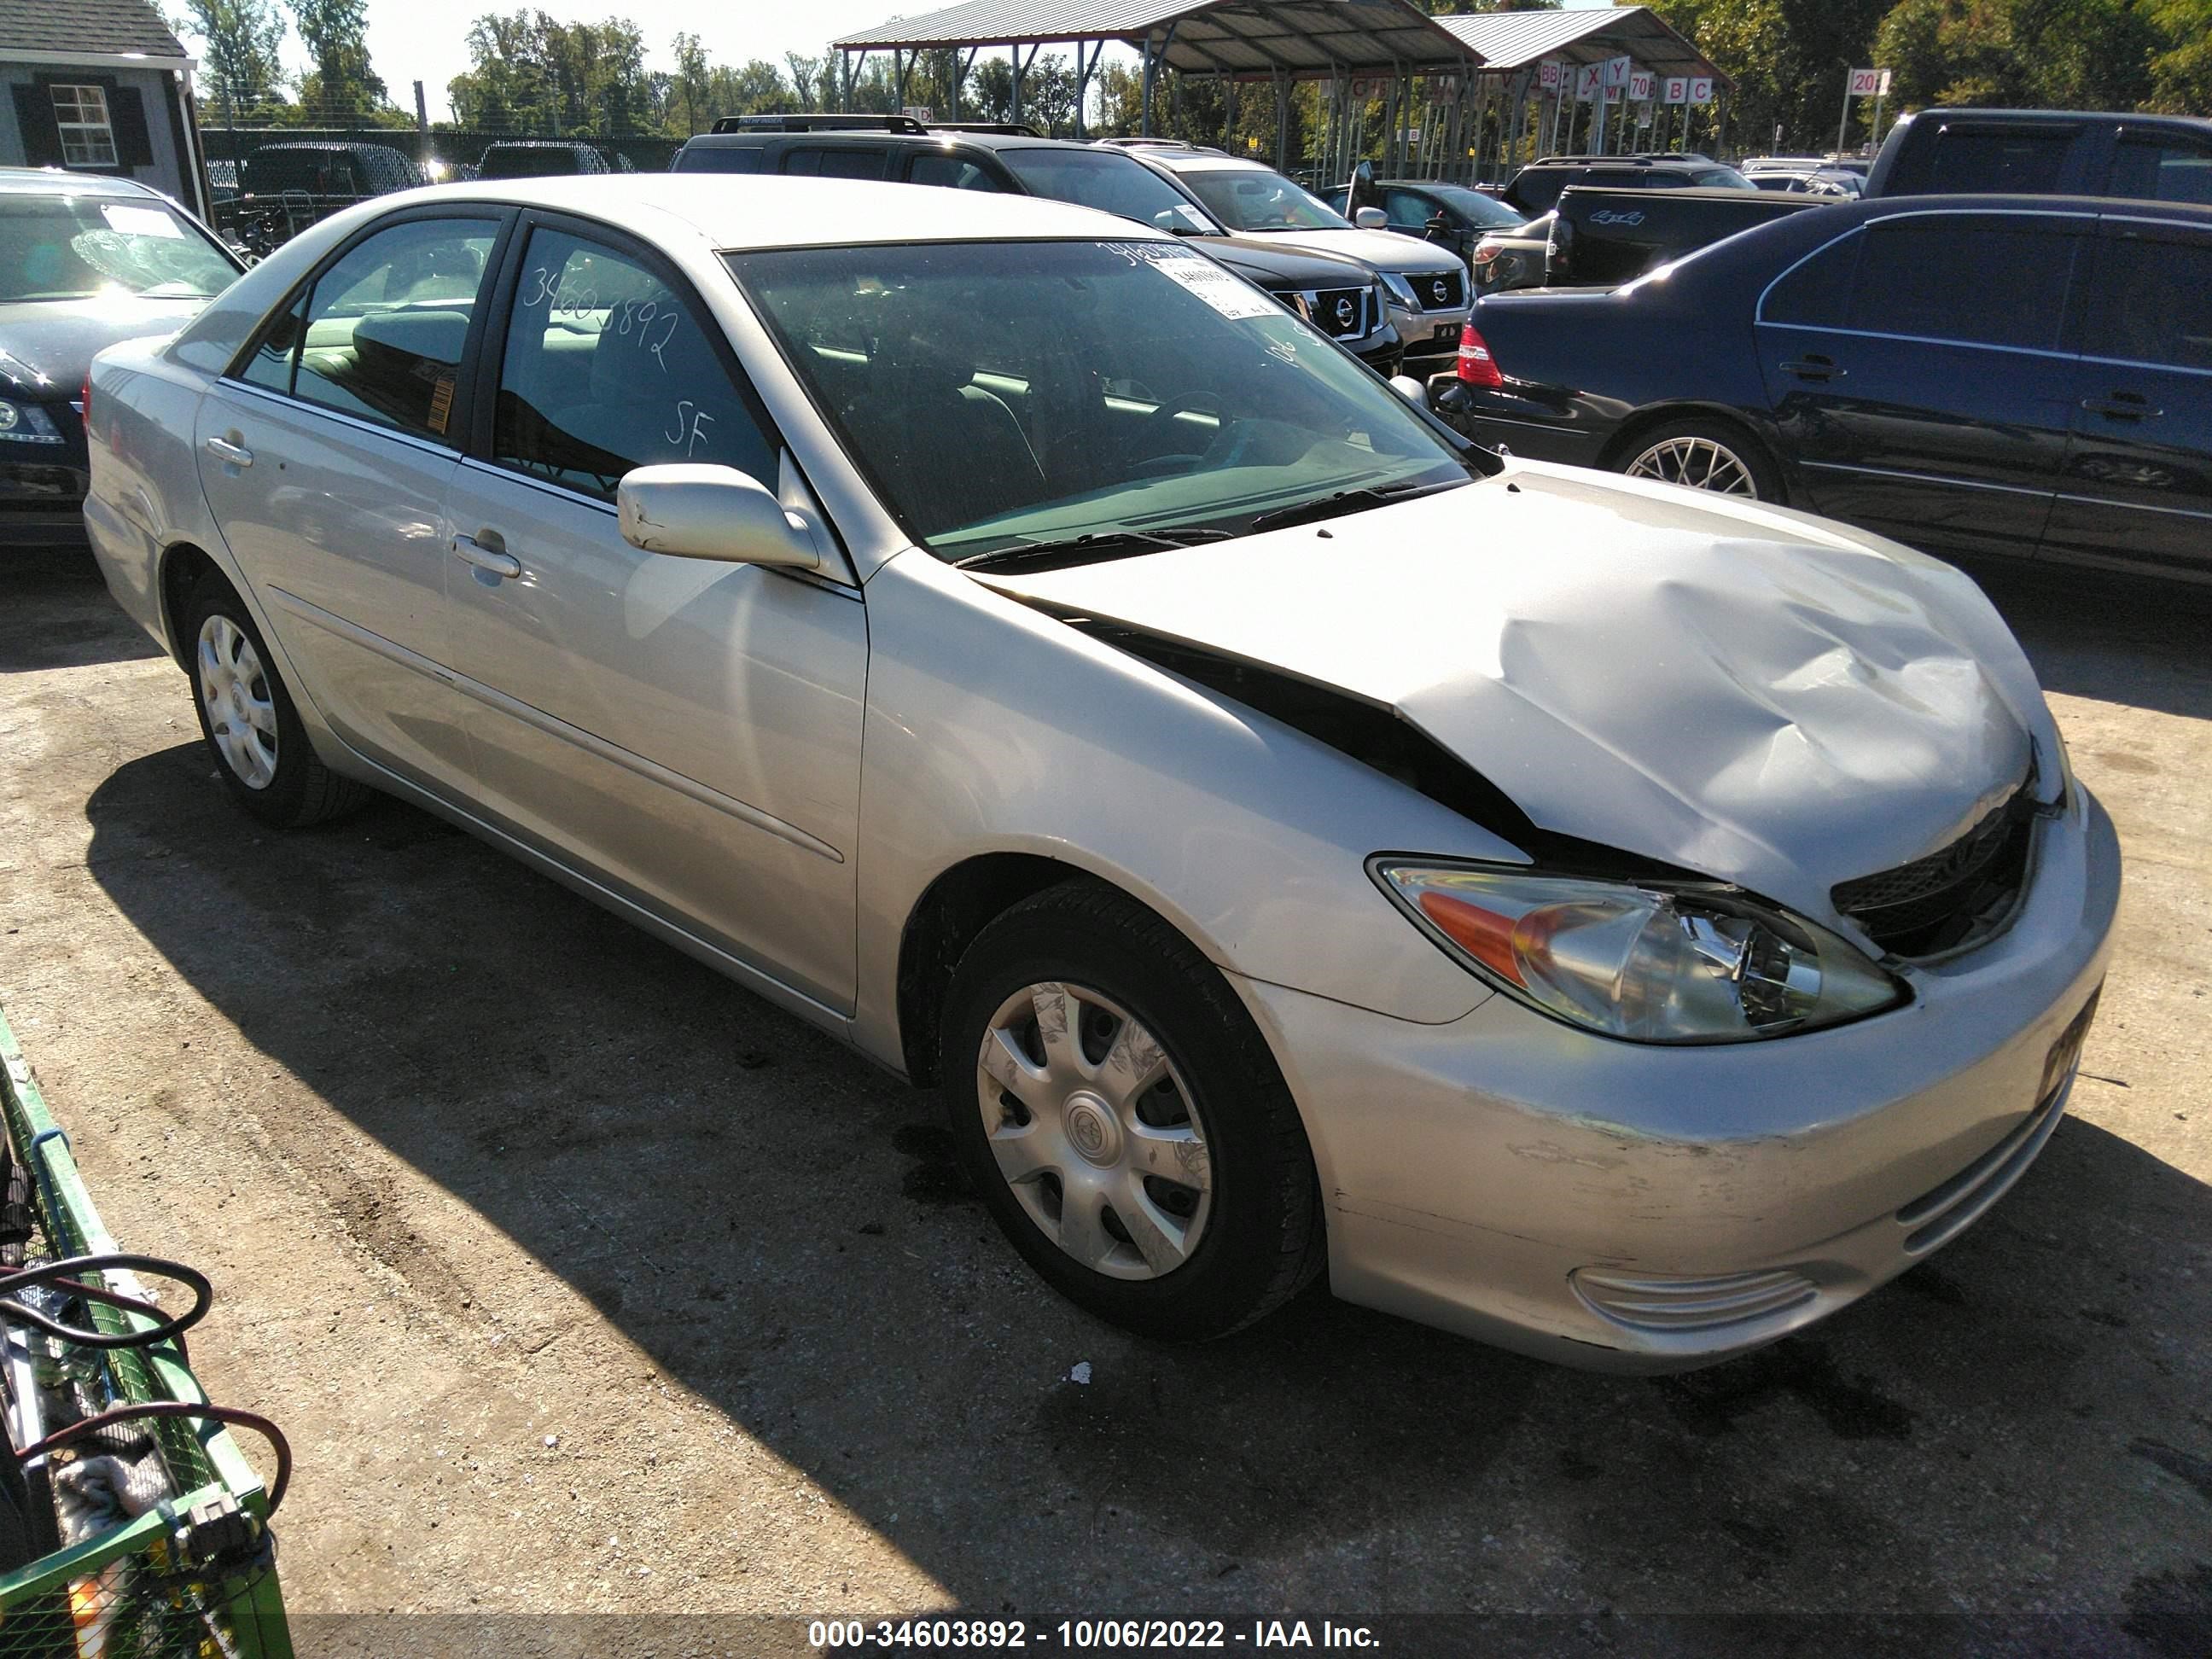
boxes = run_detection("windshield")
[1000,148,1217,234]
[0,195,239,302]
[732,239,1469,561]
[1180,167,1353,233]
[1690,166,1758,190]
[1429,184,1526,229]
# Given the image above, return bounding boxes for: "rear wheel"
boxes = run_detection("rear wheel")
[1617,418,1780,502]
[184,573,368,829]
[940,881,1324,1342]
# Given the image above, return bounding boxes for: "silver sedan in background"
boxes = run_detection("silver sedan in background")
[82,178,2117,1370]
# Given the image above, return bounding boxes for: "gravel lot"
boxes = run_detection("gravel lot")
[0,545,2206,1652]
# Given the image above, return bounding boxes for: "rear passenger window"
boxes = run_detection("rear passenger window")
[491,228,777,501]
[676,145,761,174]
[1761,230,1860,327]
[1917,127,2072,194]
[1848,219,2075,350]
[2110,138,2212,206]
[2081,231,2212,370]
[784,148,886,180]
[290,217,499,442]
[908,154,998,191]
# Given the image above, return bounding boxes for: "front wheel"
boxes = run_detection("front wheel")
[1616,418,1780,502]
[940,882,1324,1342]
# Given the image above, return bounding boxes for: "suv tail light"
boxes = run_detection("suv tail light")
[1455,324,1503,389]
[81,373,91,437]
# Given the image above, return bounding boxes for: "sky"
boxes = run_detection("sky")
[239,0,1615,125]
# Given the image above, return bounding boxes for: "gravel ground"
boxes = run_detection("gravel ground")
[0,545,2206,1654]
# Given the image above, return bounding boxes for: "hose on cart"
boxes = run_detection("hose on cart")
[0,1254,212,1353]
[15,1402,292,1515]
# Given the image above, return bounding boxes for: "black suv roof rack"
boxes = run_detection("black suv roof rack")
[1531,152,1713,165]
[928,121,1042,137]
[707,114,928,135]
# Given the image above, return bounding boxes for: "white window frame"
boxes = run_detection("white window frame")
[51,83,119,168]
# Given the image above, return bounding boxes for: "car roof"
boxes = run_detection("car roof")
[680,127,1104,156]
[0,166,159,200]
[1904,106,2212,131]
[380,174,1164,250]
[1855,191,2212,221]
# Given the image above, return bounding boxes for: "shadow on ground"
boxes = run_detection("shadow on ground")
[41,555,2212,1630]
[0,548,163,674]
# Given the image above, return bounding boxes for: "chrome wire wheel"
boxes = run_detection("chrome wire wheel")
[975,981,1213,1282]
[1625,434,1761,497]
[195,614,279,790]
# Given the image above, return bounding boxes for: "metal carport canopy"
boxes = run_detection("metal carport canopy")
[834,0,1487,79]
[1431,5,1731,87]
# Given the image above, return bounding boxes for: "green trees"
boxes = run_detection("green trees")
[284,0,393,120]
[181,0,288,127]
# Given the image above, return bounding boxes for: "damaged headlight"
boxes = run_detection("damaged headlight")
[1371,861,1907,1044]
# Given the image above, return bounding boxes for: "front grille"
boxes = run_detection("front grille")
[1298,285,1371,339]
[1415,267,1465,311]
[1832,779,2038,958]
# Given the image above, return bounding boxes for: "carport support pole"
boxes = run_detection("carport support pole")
[1074,41,1091,139]
[1273,70,1289,169]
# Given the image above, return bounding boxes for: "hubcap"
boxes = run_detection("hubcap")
[195,614,279,790]
[975,982,1212,1282]
[1625,435,1760,498]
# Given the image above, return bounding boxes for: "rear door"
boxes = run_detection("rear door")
[1755,210,2085,557]
[2042,216,2212,580]
[195,207,506,795]
[439,214,869,1011]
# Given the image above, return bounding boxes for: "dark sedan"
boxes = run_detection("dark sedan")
[1431,192,2212,583]
[2,169,242,547]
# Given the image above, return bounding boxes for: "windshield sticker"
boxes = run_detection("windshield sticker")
[99,204,183,239]
[1107,242,1278,321]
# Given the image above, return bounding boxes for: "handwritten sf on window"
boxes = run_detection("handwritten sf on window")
[667,403,716,456]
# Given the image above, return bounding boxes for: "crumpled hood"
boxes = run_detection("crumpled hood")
[978,463,2058,931]
[1255,227,1464,279]
[0,297,208,397]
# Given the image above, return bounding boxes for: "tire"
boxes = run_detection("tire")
[183,572,369,829]
[1615,417,1783,503]
[940,880,1324,1342]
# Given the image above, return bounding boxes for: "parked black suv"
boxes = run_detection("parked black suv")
[671,116,1403,373]
[1499,153,1758,218]
[222,140,425,254]
[1864,107,2212,203]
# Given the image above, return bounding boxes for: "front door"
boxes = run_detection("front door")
[2043,218,2212,580]
[194,210,504,792]
[1756,211,2086,559]
[441,218,868,1012]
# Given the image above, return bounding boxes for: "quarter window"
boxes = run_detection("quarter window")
[1848,219,2075,351]
[2110,138,2212,206]
[289,218,499,441]
[51,84,118,167]
[491,228,776,502]
[2081,231,2212,370]
[908,153,998,191]
[1915,126,2072,194]
[1761,230,1861,328]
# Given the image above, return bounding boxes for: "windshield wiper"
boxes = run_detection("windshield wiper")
[952,527,1231,573]
[1246,480,1459,535]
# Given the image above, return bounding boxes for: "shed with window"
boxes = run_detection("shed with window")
[0,0,211,218]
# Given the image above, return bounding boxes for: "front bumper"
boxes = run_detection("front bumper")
[1390,303,1472,369]
[1234,787,2122,1371]
[2,411,90,546]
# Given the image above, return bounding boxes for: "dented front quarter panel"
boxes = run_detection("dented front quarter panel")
[847,548,1533,1061]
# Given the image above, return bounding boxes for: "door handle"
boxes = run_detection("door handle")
[203,434,253,468]
[2081,393,2161,421]
[1781,356,1844,381]
[451,533,521,579]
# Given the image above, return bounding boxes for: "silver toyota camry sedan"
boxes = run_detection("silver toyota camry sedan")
[82,177,2118,1371]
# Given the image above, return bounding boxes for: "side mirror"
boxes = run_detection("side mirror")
[617,464,823,569]
[1353,207,1388,230]
[1388,374,1428,407]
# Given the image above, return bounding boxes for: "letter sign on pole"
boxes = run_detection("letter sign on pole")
[1603,55,1633,91]
[1848,67,1891,97]
[1575,62,1604,102]
[1688,77,1715,106]
[1628,70,1655,103]
[1663,76,1689,104]
[1539,58,1562,92]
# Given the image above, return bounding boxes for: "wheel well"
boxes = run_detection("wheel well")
[1598,405,1784,502]
[157,542,223,665]
[896,853,1092,1086]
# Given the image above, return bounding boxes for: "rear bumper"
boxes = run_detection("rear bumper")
[1426,378,1610,465]
[1234,788,2122,1371]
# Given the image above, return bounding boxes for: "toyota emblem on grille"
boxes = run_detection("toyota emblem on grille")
[1334,295,1356,328]
[1430,278,1448,304]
